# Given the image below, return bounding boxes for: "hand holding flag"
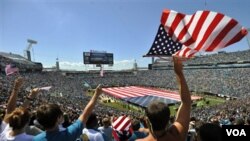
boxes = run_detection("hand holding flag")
[5,64,19,76]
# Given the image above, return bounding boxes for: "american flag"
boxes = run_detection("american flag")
[145,24,183,56]
[5,64,19,76]
[112,116,131,131]
[160,9,248,58]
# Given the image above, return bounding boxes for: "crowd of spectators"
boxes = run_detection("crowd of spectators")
[185,50,250,65]
[0,50,250,141]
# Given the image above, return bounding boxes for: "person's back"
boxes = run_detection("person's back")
[137,57,191,141]
[82,112,104,141]
[98,118,113,141]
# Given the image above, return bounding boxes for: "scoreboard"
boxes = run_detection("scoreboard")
[83,52,114,64]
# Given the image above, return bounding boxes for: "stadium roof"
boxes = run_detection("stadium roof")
[0,52,36,66]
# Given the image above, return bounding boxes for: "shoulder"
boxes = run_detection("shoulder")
[98,126,104,130]
[18,133,34,141]
[33,132,46,141]
[169,122,183,135]
[67,119,84,132]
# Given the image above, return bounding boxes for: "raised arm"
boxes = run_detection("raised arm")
[78,84,102,123]
[5,77,24,115]
[21,88,40,109]
[172,57,191,141]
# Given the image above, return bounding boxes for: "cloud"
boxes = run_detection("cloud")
[57,59,135,71]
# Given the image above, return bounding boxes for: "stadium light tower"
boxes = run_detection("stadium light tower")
[24,39,37,61]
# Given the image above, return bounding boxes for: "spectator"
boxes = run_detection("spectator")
[0,77,41,141]
[0,108,33,141]
[196,123,222,141]
[82,112,105,141]
[129,119,147,141]
[33,84,103,141]
[137,57,191,141]
[98,117,113,141]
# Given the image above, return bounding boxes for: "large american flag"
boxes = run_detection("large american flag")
[159,9,248,58]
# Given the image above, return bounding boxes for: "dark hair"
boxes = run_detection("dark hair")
[131,119,140,131]
[235,117,245,125]
[146,101,170,131]
[7,107,30,130]
[102,117,110,127]
[86,112,98,129]
[116,130,132,141]
[199,123,222,141]
[36,104,63,129]
[247,116,250,125]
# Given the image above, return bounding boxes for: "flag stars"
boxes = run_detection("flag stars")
[146,25,183,56]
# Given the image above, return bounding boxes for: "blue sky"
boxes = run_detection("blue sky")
[0,0,249,70]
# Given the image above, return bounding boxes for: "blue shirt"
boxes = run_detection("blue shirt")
[129,131,147,141]
[33,120,84,141]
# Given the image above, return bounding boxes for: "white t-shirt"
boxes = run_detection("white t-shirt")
[82,128,104,141]
[0,123,33,141]
[0,121,7,133]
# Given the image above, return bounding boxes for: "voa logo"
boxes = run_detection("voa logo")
[226,129,246,136]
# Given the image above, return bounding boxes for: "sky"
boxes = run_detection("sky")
[0,0,250,70]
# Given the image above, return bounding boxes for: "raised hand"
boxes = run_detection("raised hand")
[28,88,41,99]
[14,77,24,90]
[95,84,103,96]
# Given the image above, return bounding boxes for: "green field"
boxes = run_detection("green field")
[87,90,226,116]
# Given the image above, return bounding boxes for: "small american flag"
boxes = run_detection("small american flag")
[145,24,183,57]
[161,9,248,58]
[112,116,131,141]
[112,116,131,131]
[100,66,104,77]
[5,64,19,76]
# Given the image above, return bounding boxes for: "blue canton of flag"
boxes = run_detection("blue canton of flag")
[146,24,183,56]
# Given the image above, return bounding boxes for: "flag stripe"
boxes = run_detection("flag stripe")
[168,13,185,40]
[206,19,238,51]
[184,11,210,46]
[194,13,224,51]
[112,116,131,131]
[178,15,194,42]
[225,29,247,47]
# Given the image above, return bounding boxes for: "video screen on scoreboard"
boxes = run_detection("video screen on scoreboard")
[83,52,113,64]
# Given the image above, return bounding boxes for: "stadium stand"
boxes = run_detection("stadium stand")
[0,50,250,141]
